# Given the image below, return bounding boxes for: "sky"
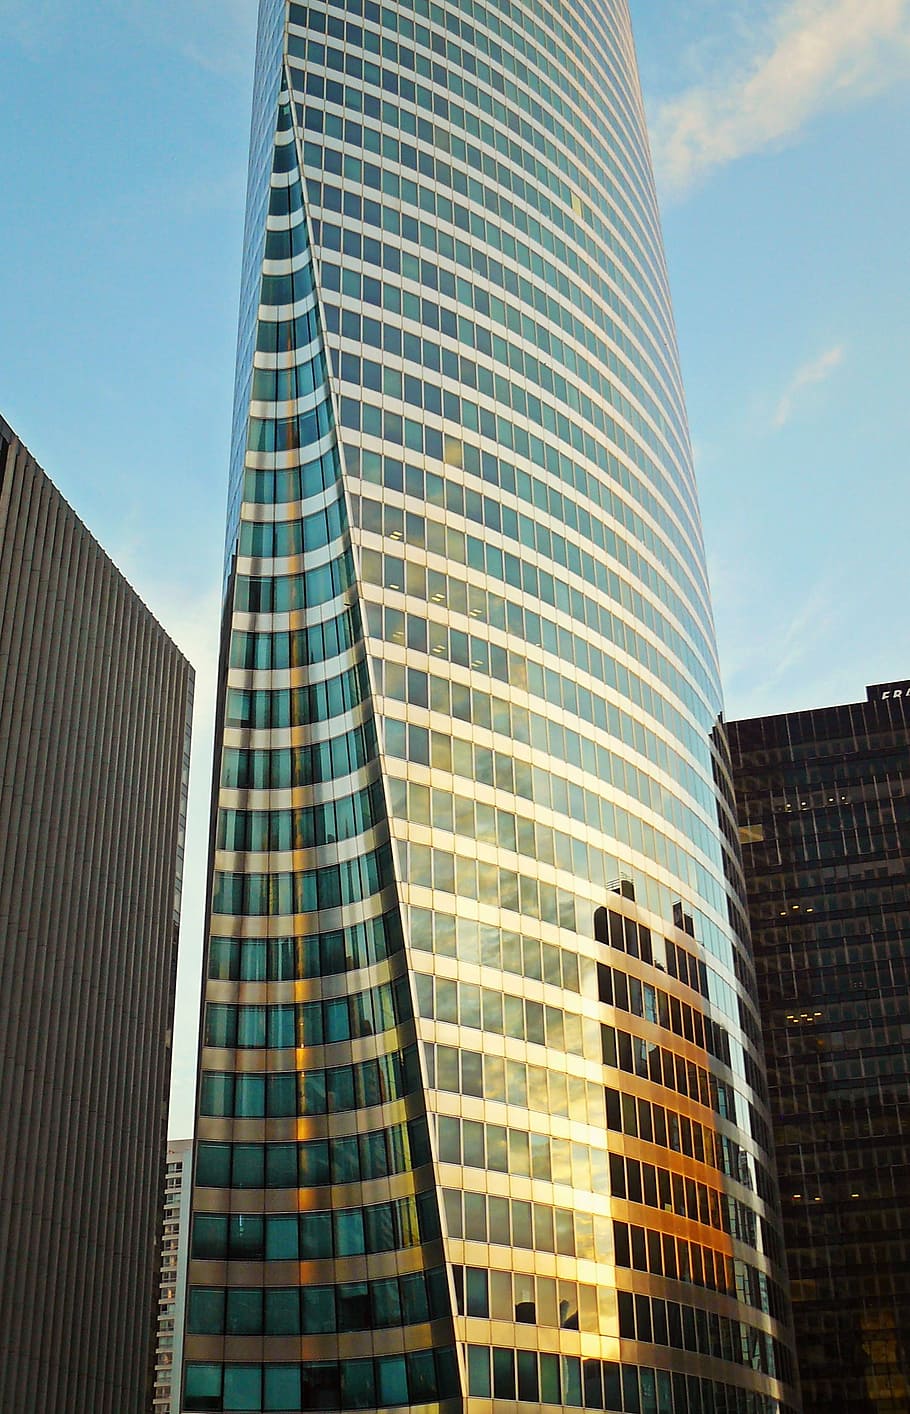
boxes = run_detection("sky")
[0,0,907,1139]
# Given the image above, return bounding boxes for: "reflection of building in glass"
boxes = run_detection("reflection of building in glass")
[155,1139,194,1414]
[180,3,799,1411]
[0,415,193,1414]
[729,685,910,1414]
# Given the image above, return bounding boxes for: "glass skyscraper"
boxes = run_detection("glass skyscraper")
[730,685,910,1413]
[181,3,800,1411]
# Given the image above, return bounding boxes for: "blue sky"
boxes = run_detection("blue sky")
[1,0,907,1136]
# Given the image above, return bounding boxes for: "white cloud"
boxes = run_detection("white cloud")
[773,341,846,427]
[650,0,910,197]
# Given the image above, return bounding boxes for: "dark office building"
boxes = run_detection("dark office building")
[0,415,194,1414]
[729,685,910,1414]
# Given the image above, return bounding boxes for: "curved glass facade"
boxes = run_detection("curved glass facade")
[181,2,800,1411]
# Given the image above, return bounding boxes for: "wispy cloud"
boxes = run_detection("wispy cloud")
[773,342,846,427]
[118,0,258,78]
[714,561,843,716]
[651,0,910,197]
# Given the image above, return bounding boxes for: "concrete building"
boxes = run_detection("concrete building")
[0,415,193,1413]
[154,1139,194,1414]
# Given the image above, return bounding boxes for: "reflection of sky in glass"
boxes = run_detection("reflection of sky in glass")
[179,0,800,1410]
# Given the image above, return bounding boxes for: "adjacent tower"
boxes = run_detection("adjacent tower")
[181,3,800,1411]
[730,685,910,1413]
[0,415,193,1413]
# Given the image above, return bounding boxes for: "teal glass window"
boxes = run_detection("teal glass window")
[299,1139,330,1186]
[266,1144,297,1188]
[205,1003,235,1047]
[191,1214,227,1260]
[269,1006,295,1049]
[341,1360,375,1411]
[302,1286,336,1335]
[188,1288,226,1335]
[541,1353,561,1404]
[337,1282,370,1332]
[265,1288,300,1336]
[265,1215,299,1261]
[209,937,240,980]
[264,1366,301,1412]
[232,1145,264,1189]
[229,1214,264,1259]
[226,1289,263,1336]
[196,1143,231,1188]
[371,1277,401,1328]
[377,1355,408,1407]
[468,1347,491,1398]
[335,1208,365,1256]
[237,1006,266,1048]
[236,1074,265,1118]
[184,1363,222,1412]
[408,1350,436,1403]
[223,1365,262,1411]
[267,1073,296,1117]
[300,1210,332,1259]
[400,1271,429,1324]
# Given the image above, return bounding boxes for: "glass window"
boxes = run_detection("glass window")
[188,1288,225,1336]
[191,1214,227,1261]
[377,1356,408,1407]
[265,1215,298,1261]
[184,1364,222,1412]
[335,1209,365,1256]
[205,1004,235,1048]
[493,1349,516,1401]
[302,1287,336,1335]
[399,1271,429,1324]
[407,1350,436,1403]
[337,1282,370,1332]
[265,1289,300,1337]
[466,1268,489,1318]
[236,1075,265,1118]
[232,1145,264,1189]
[300,1211,332,1259]
[268,1073,296,1118]
[209,937,239,980]
[223,1366,261,1412]
[467,1347,491,1398]
[300,1140,330,1187]
[226,1289,262,1336]
[229,1214,263,1259]
[237,1007,266,1048]
[341,1360,375,1410]
[371,1277,401,1328]
[264,1366,301,1412]
[196,1143,230,1188]
[266,1144,297,1188]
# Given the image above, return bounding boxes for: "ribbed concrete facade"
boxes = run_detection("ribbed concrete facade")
[0,415,194,1414]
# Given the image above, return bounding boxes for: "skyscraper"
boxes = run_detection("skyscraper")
[0,415,194,1413]
[181,3,799,1411]
[155,1139,195,1414]
[729,685,910,1413]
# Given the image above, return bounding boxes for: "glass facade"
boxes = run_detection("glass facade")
[181,2,799,1410]
[730,686,910,1413]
